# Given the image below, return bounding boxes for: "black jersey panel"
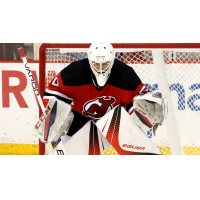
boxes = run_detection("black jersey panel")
[67,110,90,136]
[125,101,134,113]
[61,59,93,86]
[60,58,142,91]
[108,59,142,91]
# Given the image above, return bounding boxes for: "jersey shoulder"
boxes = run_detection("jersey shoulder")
[60,58,92,86]
[108,59,142,91]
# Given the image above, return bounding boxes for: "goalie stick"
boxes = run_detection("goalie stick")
[18,47,45,113]
[19,49,73,154]
[18,48,51,154]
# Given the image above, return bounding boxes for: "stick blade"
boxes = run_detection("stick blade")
[18,47,26,58]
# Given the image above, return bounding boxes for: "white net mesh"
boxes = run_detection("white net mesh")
[43,47,200,155]
[163,51,200,155]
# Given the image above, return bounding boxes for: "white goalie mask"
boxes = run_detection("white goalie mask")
[88,43,115,87]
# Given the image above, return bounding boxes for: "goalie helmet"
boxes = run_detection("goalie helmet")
[88,43,115,87]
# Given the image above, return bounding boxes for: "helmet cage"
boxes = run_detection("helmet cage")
[88,43,115,87]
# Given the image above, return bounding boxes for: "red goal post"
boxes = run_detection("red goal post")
[39,43,200,155]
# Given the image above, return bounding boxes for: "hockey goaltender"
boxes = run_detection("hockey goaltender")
[31,43,167,155]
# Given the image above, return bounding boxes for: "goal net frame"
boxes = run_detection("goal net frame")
[39,43,200,155]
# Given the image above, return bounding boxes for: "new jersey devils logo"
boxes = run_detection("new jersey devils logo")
[82,96,116,120]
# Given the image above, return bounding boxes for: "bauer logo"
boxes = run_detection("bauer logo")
[122,144,145,151]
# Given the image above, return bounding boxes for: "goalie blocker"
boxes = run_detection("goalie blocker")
[31,98,74,144]
[130,91,168,135]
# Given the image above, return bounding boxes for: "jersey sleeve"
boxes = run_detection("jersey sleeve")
[43,71,73,107]
[111,60,150,114]
[125,84,150,115]
[109,59,151,115]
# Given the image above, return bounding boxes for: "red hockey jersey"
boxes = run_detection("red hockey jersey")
[43,58,149,122]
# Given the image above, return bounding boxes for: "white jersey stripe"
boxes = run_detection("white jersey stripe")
[45,89,73,101]
[43,96,58,100]
[139,85,149,95]
[43,96,70,104]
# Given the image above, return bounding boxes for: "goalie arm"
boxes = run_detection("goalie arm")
[126,85,150,115]
[43,75,73,107]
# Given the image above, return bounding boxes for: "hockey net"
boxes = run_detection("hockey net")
[39,43,200,155]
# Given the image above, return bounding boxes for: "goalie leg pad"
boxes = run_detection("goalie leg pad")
[31,98,74,144]
[47,140,67,155]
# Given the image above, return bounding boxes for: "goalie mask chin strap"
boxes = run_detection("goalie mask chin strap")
[91,73,110,91]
